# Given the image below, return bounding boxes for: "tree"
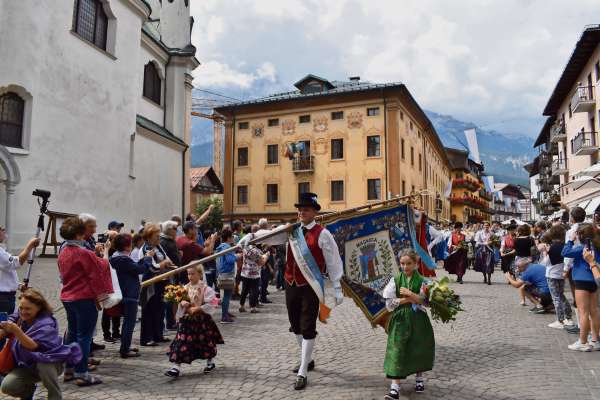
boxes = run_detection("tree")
[195,197,223,231]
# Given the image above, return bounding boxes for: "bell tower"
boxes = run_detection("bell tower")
[160,0,191,49]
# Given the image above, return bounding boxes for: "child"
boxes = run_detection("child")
[382,249,435,399]
[165,265,224,378]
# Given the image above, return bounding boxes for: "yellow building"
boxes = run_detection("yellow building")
[214,75,451,222]
[445,148,493,223]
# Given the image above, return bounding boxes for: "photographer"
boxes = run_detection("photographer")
[0,227,40,347]
[505,257,553,314]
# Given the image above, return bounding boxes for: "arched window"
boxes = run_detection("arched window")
[143,62,162,105]
[0,93,24,148]
[73,0,108,50]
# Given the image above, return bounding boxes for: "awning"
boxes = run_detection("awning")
[585,197,600,215]
[560,176,600,191]
[575,163,600,179]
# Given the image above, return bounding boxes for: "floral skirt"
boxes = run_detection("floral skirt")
[167,313,224,364]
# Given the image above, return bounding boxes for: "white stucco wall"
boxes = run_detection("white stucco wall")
[0,0,192,250]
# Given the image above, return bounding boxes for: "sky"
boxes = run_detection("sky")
[189,0,600,139]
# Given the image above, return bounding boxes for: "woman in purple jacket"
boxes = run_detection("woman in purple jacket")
[0,288,81,399]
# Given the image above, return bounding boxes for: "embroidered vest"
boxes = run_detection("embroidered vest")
[285,224,326,286]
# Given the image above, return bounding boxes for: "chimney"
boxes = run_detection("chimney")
[349,76,360,82]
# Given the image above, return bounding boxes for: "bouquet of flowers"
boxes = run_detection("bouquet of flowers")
[489,235,501,249]
[164,284,190,304]
[423,277,464,323]
[456,240,469,251]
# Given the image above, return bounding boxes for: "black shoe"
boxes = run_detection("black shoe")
[292,360,315,373]
[157,337,170,343]
[112,332,122,339]
[103,336,116,343]
[140,341,158,347]
[164,367,180,378]
[120,351,140,358]
[385,389,400,400]
[415,381,425,393]
[294,375,307,390]
[203,363,216,374]
[261,299,273,304]
[91,342,105,351]
[487,281,491,286]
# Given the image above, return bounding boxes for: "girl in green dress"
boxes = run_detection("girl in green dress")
[382,249,435,399]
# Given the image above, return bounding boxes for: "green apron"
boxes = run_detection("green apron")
[383,271,435,378]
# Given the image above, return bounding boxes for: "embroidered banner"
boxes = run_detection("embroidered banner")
[325,203,417,327]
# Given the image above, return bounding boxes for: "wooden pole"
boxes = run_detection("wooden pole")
[141,191,422,288]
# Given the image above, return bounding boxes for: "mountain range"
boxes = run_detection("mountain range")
[191,108,535,186]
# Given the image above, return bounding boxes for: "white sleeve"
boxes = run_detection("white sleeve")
[130,248,141,262]
[202,286,216,312]
[318,229,343,286]
[382,278,400,311]
[427,226,444,252]
[0,247,21,272]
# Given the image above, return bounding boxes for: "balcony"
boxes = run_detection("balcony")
[571,85,595,113]
[292,155,314,173]
[538,151,551,167]
[550,121,567,143]
[571,131,598,156]
[551,158,568,175]
[452,178,480,192]
[536,177,552,192]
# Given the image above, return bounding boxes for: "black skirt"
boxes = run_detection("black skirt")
[167,313,224,364]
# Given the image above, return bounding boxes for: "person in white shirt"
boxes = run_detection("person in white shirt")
[0,226,40,346]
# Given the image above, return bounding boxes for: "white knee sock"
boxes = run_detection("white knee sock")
[298,338,315,377]
[296,334,303,349]
[390,382,400,391]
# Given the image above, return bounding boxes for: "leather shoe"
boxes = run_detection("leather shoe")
[292,360,315,373]
[294,375,307,390]
[120,351,140,358]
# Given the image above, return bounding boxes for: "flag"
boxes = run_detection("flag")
[482,176,494,193]
[443,179,453,198]
[284,143,296,160]
[295,141,305,153]
[464,128,481,164]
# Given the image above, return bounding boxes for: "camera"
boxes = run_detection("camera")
[97,233,109,244]
[32,189,51,201]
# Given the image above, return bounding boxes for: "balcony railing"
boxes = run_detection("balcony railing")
[536,177,552,192]
[551,158,568,175]
[292,155,314,173]
[550,121,567,143]
[571,85,595,113]
[571,131,598,156]
[538,151,551,167]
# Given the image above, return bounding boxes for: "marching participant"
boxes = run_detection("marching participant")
[246,192,344,390]
[285,192,344,390]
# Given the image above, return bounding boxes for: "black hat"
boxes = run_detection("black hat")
[295,192,321,211]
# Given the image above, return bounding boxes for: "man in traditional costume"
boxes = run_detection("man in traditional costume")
[284,192,344,390]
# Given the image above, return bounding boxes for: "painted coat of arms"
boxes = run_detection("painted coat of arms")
[313,116,328,133]
[344,231,398,291]
[281,119,296,135]
[347,112,363,129]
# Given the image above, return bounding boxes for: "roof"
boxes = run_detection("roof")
[495,183,526,200]
[523,155,540,177]
[136,115,187,148]
[214,76,449,165]
[444,147,483,173]
[543,25,600,116]
[293,74,335,90]
[533,116,555,147]
[141,23,197,58]
[190,166,223,193]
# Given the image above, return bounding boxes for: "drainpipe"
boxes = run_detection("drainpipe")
[182,145,188,217]
[231,108,236,223]
[382,89,388,199]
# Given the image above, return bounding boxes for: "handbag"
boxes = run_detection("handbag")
[0,335,15,374]
[99,264,123,310]
[217,273,235,291]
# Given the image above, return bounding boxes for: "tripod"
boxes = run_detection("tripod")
[21,189,50,290]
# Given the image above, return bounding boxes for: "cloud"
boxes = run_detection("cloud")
[193,61,277,88]
[189,0,600,137]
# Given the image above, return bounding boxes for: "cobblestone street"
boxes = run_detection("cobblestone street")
[17,260,600,400]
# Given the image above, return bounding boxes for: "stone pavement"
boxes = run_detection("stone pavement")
[14,259,600,400]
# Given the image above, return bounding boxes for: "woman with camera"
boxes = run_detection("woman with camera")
[135,223,173,346]
[562,224,600,352]
[57,217,113,386]
[0,288,82,399]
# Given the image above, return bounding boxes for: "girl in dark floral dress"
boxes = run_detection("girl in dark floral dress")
[165,265,224,378]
